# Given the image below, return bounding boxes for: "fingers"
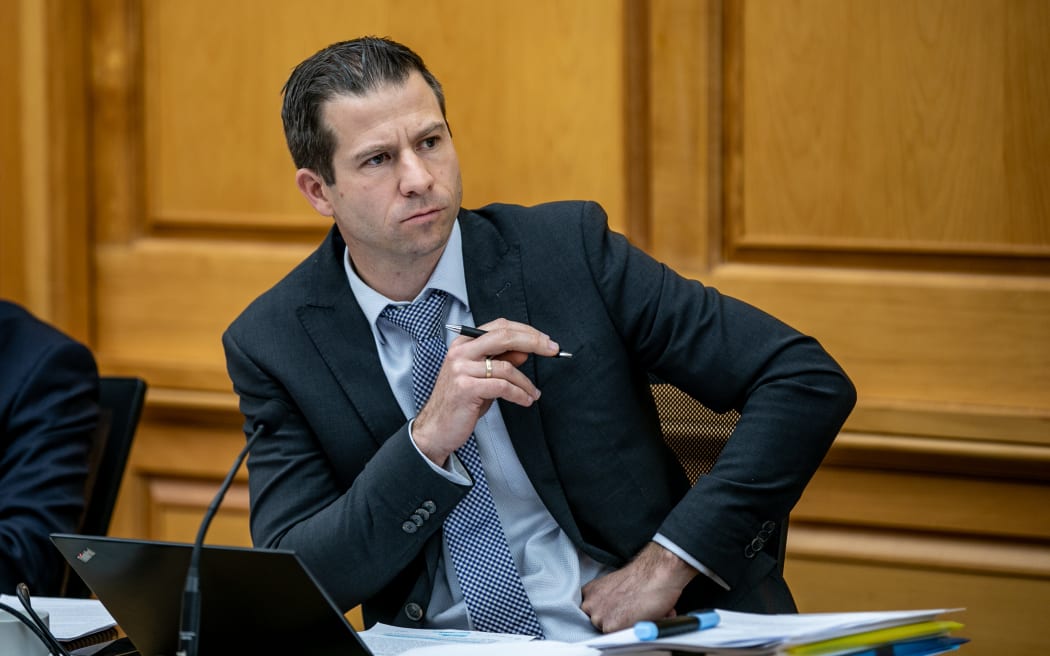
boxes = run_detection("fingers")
[414,319,557,464]
[442,349,540,406]
[414,336,538,463]
[415,319,557,461]
[452,318,562,361]
[487,358,541,405]
[442,319,561,406]
[580,543,695,633]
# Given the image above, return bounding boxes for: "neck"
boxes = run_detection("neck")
[350,251,441,302]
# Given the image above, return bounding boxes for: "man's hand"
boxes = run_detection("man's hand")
[581,542,698,633]
[412,318,562,466]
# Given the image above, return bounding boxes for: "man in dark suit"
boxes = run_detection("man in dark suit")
[1,300,99,595]
[223,36,855,640]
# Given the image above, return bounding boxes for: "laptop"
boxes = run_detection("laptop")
[51,534,372,656]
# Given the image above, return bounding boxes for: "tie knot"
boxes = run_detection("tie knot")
[381,290,449,342]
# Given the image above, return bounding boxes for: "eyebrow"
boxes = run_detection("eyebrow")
[351,121,448,163]
[414,120,448,141]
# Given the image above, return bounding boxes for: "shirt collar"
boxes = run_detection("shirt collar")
[343,219,470,342]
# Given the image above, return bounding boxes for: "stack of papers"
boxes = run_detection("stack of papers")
[0,594,119,655]
[361,623,535,655]
[583,608,966,655]
[392,608,966,656]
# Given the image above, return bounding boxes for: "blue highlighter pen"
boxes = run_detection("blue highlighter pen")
[633,609,720,641]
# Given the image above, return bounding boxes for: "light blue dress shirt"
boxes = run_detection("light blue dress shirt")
[343,220,723,641]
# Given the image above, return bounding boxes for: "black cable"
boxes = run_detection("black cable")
[16,582,73,656]
[0,601,56,654]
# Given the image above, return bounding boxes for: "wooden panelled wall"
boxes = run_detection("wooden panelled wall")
[3,0,1048,652]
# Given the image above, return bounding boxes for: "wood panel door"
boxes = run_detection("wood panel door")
[86,0,632,542]
[646,1,1050,653]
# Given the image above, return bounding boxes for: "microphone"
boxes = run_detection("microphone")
[176,399,288,656]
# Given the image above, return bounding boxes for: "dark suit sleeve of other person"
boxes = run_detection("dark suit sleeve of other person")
[0,301,100,595]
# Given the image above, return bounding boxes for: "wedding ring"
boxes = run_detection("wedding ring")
[485,356,493,378]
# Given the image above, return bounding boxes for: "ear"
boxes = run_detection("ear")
[295,168,335,217]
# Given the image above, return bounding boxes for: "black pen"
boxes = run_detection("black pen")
[633,609,720,641]
[445,324,573,358]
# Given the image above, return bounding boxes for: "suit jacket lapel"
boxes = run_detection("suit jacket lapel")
[460,212,585,546]
[297,227,407,445]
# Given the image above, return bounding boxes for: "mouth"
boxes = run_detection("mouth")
[401,207,444,223]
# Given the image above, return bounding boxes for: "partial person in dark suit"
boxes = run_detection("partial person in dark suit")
[223,36,856,640]
[0,300,99,595]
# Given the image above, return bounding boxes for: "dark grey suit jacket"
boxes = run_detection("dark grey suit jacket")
[223,201,855,627]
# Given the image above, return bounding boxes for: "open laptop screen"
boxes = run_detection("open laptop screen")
[51,534,371,656]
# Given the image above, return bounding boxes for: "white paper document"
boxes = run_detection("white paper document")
[583,608,960,654]
[0,594,116,641]
[397,640,612,656]
[360,622,537,656]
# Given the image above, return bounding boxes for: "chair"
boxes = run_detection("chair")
[61,376,147,597]
[649,378,789,574]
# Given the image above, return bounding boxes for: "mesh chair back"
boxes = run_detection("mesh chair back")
[649,378,788,574]
[650,382,740,483]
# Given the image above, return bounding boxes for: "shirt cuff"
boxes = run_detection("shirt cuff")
[653,533,730,591]
[408,418,471,484]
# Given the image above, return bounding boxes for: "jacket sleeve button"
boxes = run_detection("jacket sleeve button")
[401,520,418,534]
[405,602,424,621]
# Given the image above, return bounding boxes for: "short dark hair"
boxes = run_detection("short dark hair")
[281,36,446,185]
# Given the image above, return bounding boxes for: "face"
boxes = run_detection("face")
[296,71,463,295]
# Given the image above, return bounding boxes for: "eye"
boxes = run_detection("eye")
[420,136,439,150]
[363,153,389,168]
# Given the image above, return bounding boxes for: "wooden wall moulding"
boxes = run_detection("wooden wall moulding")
[89,0,145,246]
[2,0,93,335]
[646,0,723,270]
[109,410,249,540]
[146,477,250,546]
[703,265,1050,413]
[796,466,1050,541]
[87,0,634,394]
[786,556,1046,654]
[721,0,1050,276]
[788,522,1050,581]
[827,431,1050,482]
[0,0,26,303]
[132,0,628,237]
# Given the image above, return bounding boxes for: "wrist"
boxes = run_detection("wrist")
[641,542,698,588]
[408,417,452,467]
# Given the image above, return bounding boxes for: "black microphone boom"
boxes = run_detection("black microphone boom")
[176,399,288,656]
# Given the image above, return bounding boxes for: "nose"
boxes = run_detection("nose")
[398,152,434,196]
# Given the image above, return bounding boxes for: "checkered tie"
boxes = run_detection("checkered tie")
[380,290,544,637]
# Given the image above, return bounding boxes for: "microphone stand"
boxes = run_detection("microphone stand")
[176,400,287,656]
